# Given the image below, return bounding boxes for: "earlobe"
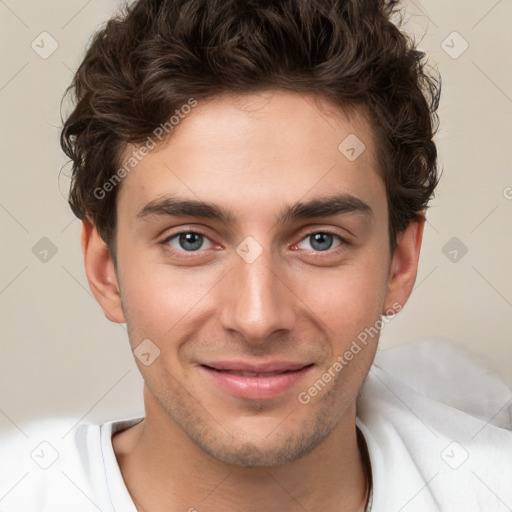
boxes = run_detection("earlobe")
[81,218,125,324]
[382,214,425,315]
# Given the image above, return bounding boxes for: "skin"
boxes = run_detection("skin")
[81,89,424,512]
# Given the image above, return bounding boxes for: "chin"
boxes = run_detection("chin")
[191,422,331,468]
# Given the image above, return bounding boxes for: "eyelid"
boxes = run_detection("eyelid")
[292,229,350,252]
[159,227,351,258]
[161,227,212,245]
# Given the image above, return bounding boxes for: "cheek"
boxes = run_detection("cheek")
[290,259,388,406]
[118,231,390,352]
[290,257,389,345]
[119,252,220,343]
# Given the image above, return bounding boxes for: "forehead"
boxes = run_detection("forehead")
[116,90,386,225]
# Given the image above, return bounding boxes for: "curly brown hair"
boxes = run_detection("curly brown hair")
[60,0,441,263]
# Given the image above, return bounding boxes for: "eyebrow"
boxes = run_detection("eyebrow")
[136,193,373,224]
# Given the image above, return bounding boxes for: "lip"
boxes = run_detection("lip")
[201,360,310,373]
[199,360,314,400]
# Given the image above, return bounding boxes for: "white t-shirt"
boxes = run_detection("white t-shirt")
[1,339,511,512]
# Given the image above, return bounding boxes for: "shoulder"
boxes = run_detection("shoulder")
[0,417,110,512]
[357,338,512,511]
[372,337,512,427]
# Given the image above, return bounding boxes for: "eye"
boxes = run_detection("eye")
[296,231,344,252]
[164,231,214,252]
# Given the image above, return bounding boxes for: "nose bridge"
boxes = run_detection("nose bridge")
[219,242,296,342]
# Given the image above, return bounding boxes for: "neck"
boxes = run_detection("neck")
[113,387,369,512]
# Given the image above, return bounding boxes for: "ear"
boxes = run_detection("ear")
[382,214,425,315]
[81,218,125,323]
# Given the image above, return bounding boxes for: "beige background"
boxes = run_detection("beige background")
[1,0,511,434]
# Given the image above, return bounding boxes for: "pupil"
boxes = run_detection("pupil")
[310,233,333,251]
[180,233,203,251]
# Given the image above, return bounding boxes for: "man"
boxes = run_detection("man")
[1,0,511,511]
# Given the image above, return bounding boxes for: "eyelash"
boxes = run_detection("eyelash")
[292,229,350,254]
[160,228,215,260]
[160,228,351,260]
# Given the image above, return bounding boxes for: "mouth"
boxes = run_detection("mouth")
[199,361,314,400]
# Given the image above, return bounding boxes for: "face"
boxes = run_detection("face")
[85,90,421,467]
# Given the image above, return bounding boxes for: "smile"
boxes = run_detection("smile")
[199,362,314,400]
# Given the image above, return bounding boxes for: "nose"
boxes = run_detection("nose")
[218,246,297,344]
